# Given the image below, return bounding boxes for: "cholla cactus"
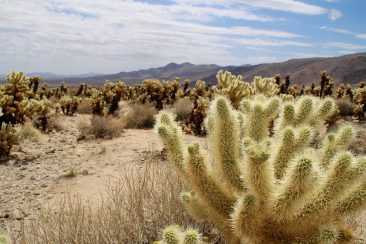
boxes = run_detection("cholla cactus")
[0,234,9,244]
[250,76,279,96]
[155,95,366,243]
[155,225,202,244]
[354,103,365,123]
[0,71,35,125]
[60,95,80,116]
[0,122,19,156]
[214,70,250,109]
[33,99,50,131]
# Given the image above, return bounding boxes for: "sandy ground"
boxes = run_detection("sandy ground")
[0,113,205,237]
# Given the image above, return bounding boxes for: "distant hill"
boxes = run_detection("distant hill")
[1,52,365,86]
[202,52,366,86]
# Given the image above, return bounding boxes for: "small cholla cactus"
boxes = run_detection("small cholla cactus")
[60,95,80,116]
[0,122,19,156]
[155,94,366,243]
[155,225,202,244]
[0,71,36,125]
[214,70,250,109]
[354,103,365,123]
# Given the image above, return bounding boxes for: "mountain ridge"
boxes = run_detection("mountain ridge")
[1,52,366,86]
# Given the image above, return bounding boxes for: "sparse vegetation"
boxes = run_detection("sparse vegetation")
[124,102,157,129]
[78,115,125,139]
[2,69,366,243]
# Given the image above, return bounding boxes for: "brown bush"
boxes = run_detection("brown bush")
[16,155,218,243]
[77,98,93,114]
[336,98,354,117]
[47,115,65,131]
[78,115,125,139]
[125,103,157,129]
[173,97,194,121]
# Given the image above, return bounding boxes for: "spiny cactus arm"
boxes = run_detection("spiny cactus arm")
[319,126,355,168]
[155,112,186,175]
[335,180,366,215]
[180,192,208,221]
[296,152,353,219]
[186,143,236,218]
[294,226,338,244]
[272,127,312,179]
[308,98,334,127]
[243,143,274,201]
[270,157,316,221]
[216,70,231,87]
[293,96,313,125]
[245,98,280,142]
[231,194,258,239]
[209,97,244,191]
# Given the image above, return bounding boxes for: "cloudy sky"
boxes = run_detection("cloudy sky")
[0,0,365,74]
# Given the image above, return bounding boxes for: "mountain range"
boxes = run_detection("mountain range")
[1,52,366,86]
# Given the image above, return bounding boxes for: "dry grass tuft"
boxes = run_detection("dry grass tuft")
[78,115,125,139]
[47,115,66,131]
[124,103,157,129]
[77,98,93,114]
[17,122,41,142]
[15,154,218,243]
[173,97,194,121]
[336,98,354,117]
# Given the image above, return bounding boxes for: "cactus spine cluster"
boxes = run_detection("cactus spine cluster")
[155,94,366,243]
[155,225,202,244]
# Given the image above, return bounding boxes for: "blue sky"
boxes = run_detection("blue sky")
[0,0,365,74]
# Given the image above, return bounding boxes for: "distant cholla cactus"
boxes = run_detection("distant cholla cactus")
[250,76,279,96]
[155,95,366,243]
[214,70,250,109]
[0,122,19,156]
[60,95,80,116]
[213,71,279,109]
[155,225,202,244]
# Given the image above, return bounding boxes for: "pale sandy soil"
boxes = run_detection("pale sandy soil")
[0,113,205,237]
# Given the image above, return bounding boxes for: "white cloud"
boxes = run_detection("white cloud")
[322,42,366,50]
[0,0,307,73]
[356,34,366,40]
[172,0,342,20]
[320,26,353,34]
[321,26,366,40]
[328,9,342,20]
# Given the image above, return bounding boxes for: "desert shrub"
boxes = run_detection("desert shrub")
[336,98,354,116]
[155,94,366,243]
[125,103,157,129]
[18,122,41,142]
[77,98,93,114]
[16,157,210,243]
[0,122,19,156]
[47,115,65,131]
[78,115,125,139]
[173,97,194,121]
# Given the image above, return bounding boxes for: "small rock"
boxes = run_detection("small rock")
[41,183,48,188]
[81,169,89,176]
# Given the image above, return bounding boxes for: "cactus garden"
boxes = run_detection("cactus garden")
[0,68,365,244]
